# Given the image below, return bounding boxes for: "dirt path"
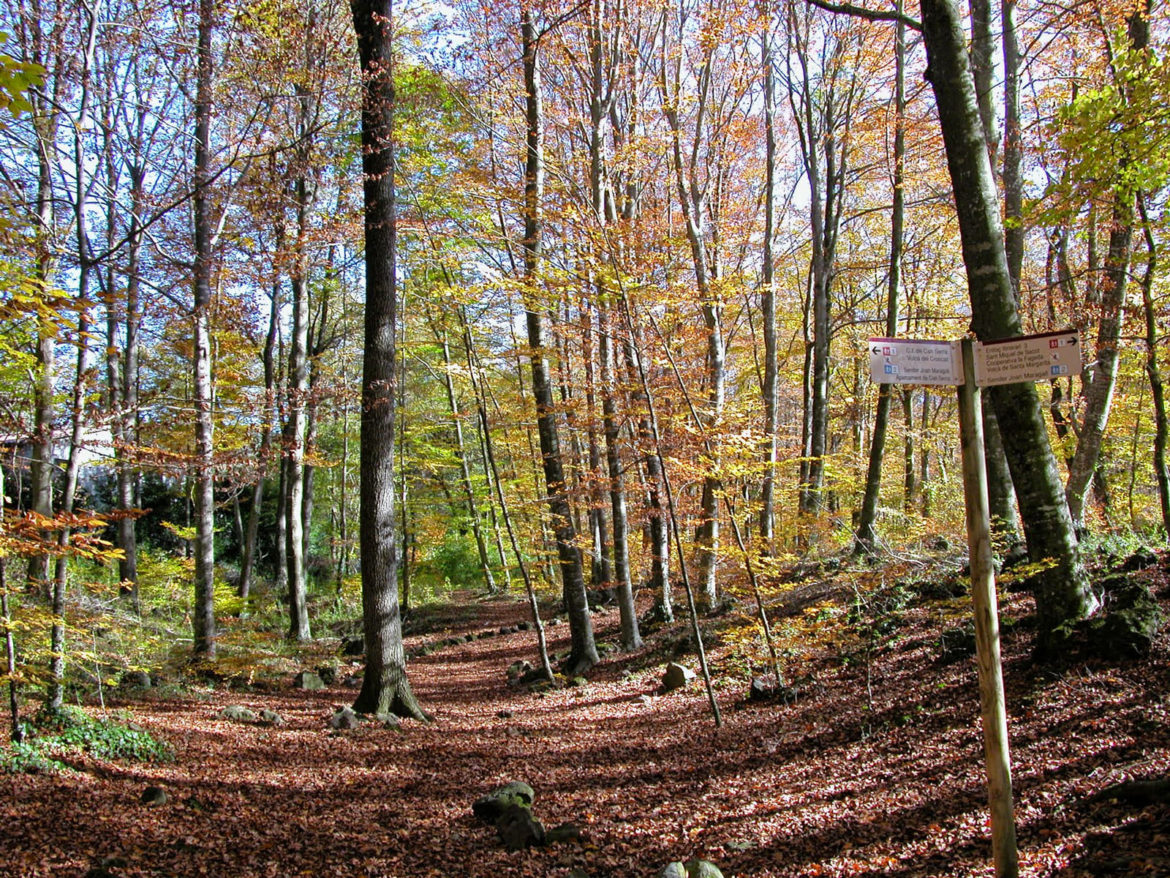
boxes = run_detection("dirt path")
[2,586,1169,877]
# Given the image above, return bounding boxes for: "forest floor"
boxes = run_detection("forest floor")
[3,550,1170,878]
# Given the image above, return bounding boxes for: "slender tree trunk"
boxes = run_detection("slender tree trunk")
[792,19,829,519]
[981,0,1024,541]
[758,10,780,550]
[902,388,916,511]
[619,296,721,727]
[521,6,597,674]
[1001,0,1024,292]
[460,304,554,679]
[855,8,905,556]
[581,304,610,589]
[1065,206,1136,529]
[435,319,495,592]
[48,8,101,709]
[599,300,640,650]
[285,154,316,642]
[1138,198,1170,537]
[285,257,312,641]
[239,275,280,601]
[107,143,144,610]
[274,454,288,591]
[27,13,57,596]
[623,320,670,620]
[336,361,352,584]
[920,0,1096,653]
[452,302,511,589]
[1063,7,1149,530]
[190,0,218,660]
[660,23,722,605]
[0,466,21,742]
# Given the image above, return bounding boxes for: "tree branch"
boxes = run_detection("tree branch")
[804,0,922,31]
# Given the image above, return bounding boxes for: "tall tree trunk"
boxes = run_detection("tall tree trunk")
[335,359,352,585]
[105,104,145,610]
[968,0,1022,541]
[789,10,855,523]
[1064,8,1148,529]
[190,0,217,659]
[285,176,313,642]
[986,0,1025,541]
[855,7,905,556]
[350,0,426,719]
[274,453,288,591]
[920,0,1096,652]
[584,0,636,645]
[759,11,780,551]
[521,5,597,675]
[26,0,58,596]
[459,303,555,679]
[599,299,640,650]
[0,467,22,742]
[48,5,101,708]
[660,21,722,605]
[902,388,916,511]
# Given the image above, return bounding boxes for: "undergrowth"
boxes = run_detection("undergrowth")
[0,704,173,774]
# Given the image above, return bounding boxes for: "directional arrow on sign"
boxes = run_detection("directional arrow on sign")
[973,329,1082,387]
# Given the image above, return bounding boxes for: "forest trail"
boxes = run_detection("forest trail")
[3,570,1170,878]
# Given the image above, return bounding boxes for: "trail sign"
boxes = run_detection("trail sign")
[974,330,1081,387]
[868,337,962,386]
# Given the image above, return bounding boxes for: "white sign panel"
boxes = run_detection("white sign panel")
[974,330,1081,388]
[868,337,963,386]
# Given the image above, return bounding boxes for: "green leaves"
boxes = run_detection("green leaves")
[1049,33,1170,207]
[0,33,44,124]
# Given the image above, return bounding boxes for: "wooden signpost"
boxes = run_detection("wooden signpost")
[868,330,1081,878]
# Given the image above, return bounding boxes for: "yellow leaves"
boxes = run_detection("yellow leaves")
[0,510,123,564]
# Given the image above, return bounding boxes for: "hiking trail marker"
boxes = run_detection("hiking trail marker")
[974,330,1081,387]
[864,329,1081,878]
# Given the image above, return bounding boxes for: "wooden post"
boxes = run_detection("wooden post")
[957,338,1019,878]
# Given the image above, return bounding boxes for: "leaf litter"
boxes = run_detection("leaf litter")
[2,556,1168,877]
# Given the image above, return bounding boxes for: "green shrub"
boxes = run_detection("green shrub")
[2,706,173,773]
[51,713,173,762]
[0,740,67,774]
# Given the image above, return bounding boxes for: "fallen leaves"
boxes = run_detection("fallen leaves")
[1,563,1169,877]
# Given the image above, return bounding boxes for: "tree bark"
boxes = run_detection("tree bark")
[759,12,780,550]
[919,0,1096,652]
[521,6,597,675]
[26,0,58,596]
[1064,9,1149,531]
[47,5,101,709]
[350,0,425,719]
[970,0,1021,543]
[191,0,218,660]
[855,7,905,556]
[660,16,722,604]
[285,176,313,642]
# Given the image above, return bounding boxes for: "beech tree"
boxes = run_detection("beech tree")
[919,0,1098,650]
[190,0,218,659]
[520,4,598,675]
[350,0,426,718]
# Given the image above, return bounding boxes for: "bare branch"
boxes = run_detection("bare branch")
[804,0,922,30]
